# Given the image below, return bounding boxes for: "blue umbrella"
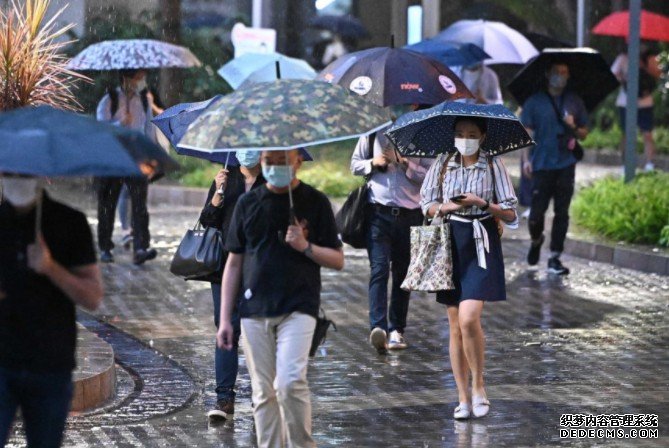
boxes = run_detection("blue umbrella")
[405,40,490,68]
[153,98,313,165]
[385,102,534,158]
[0,106,177,177]
[218,53,316,90]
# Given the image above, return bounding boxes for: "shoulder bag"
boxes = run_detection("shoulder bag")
[546,92,584,161]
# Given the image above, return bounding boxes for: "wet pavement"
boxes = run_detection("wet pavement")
[5,183,669,447]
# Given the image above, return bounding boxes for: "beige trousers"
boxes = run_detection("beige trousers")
[241,312,317,448]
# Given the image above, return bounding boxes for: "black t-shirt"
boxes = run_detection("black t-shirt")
[0,194,96,373]
[226,182,342,319]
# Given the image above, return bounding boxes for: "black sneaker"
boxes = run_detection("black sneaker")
[100,250,114,263]
[547,257,570,275]
[526,234,545,266]
[207,398,234,421]
[133,248,157,265]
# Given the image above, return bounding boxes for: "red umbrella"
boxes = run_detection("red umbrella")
[592,10,669,41]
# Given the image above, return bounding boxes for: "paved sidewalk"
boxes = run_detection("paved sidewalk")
[6,185,669,448]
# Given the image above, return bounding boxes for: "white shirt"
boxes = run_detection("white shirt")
[611,53,654,109]
[96,88,158,142]
[460,66,503,105]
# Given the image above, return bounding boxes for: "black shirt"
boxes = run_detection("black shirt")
[0,194,96,372]
[196,167,265,283]
[226,182,342,319]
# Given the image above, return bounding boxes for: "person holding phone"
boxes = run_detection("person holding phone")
[421,116,518,420]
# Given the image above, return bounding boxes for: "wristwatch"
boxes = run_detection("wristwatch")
[303,242,313,257]
[480,199,490,211]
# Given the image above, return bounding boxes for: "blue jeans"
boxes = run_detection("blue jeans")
[211,283,241,401]
[365,205,423,333]
[0,367,72,448]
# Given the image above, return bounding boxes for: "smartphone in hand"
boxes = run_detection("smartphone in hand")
[450,195,466,202]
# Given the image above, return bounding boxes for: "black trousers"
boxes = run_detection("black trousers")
[96,177,150,252]
[528,164,575,254]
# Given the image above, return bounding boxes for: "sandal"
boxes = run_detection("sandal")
[453,402,471,420]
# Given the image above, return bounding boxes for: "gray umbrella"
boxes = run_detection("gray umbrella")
[67,39,201,70]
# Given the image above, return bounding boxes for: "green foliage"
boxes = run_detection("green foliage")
[660,225,669,247]
[581,125,669,155]
[300,161,363,197]
[572,172,669,246]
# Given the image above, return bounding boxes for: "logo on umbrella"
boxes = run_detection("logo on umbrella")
[350,76,373,95]
[438,75,457,94]
[400,83,424,92]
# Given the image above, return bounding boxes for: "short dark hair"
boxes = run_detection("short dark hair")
[454,116,487,134]
[119,69,139,80]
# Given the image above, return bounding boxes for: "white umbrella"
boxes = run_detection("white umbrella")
[67,39,201,70]
[437,20,539,65]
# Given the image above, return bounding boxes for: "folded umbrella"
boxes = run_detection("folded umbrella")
[0,106,178,177]
[318,46,473,107]
[67,39,201,71]
[218,52,316,90]
[385,102,534,158]
[437,20,538,65]
[592,10,669,42]
[508,48,619,112]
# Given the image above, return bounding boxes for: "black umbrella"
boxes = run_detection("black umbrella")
[318,46,473,107]
[309,15,369,39]
[508,48,619,112]
[522,32,573,51]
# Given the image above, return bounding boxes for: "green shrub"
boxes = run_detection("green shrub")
[300,161,363,197]
[660,225,669,247]
[581,125,669,155]
[571,171,669,246]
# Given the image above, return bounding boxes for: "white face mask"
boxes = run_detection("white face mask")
[454,138,480,157]
[2,177,40,207]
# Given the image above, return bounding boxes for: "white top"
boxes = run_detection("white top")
[611,53,654,109]
[460,66,503,105]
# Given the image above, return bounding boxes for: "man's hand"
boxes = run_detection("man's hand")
[563,113,576,129]
[217,321,235,351]
[285,218,309,252]
[522,160,533,178]
[27,234,55,277]
[372,155,389,168]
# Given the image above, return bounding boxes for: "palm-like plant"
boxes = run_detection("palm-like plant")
[0,0,88,111]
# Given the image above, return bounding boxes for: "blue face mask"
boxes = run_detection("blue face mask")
[549,74,568,90]
[235,150,260,168]
[262,164,293,188]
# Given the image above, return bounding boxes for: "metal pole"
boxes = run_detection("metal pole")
[252,0,263,28]
[624,0,641,183]
[576,0,585,47]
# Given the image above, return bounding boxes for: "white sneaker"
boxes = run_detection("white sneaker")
[454,402,471,420]
[644,162,655,172]
[387,330,407,350]
[520,208,530,220]
[369,328,387,354]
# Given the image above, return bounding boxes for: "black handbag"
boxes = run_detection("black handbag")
[309,308,337,357]
[335,133,375,248]
[170,221,224,280]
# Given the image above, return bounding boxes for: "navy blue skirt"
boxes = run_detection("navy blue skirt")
[436,217,507,306]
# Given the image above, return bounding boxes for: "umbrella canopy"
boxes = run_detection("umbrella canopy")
[309,15,369,39]
[317,47,473,107]
[437,20,539,65]
[592,10,669,41]
[67,39,201,71]
[405,40,490,68]
[508,48,619,112]
[523,32,573,51]
[0,106,178,177]
[218,53,316,90]
[385,102,534,158]
[178,79,391,152]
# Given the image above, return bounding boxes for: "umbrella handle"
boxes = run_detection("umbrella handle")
[275,61,281,80]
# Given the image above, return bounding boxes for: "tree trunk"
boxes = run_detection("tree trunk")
[159,0,181,106]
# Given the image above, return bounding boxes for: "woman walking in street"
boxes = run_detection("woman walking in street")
[197,150,265,422]
[420,116,518,419]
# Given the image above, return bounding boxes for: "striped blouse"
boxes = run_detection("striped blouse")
[420,153,519,228]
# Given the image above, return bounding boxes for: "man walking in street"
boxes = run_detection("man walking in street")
[217,149,343,448]
[351,106,432,354]
[0,175,103,447]
[521,62,589,275]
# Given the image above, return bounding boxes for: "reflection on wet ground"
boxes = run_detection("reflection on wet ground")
[6,183,669,447]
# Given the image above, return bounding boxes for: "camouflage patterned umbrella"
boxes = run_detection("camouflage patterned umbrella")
[179,79,392,152]
[67,39,201,70]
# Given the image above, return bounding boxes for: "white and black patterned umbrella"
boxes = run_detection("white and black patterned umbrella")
[67,39,201,71]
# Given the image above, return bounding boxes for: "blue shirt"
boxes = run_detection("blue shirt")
[520,91,588,171]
